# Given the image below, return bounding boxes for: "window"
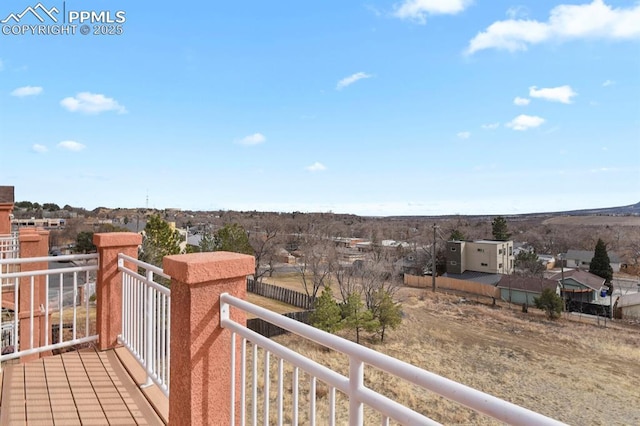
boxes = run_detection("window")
[499,263,503,269]
[509,247,513,256]
[450,261,457,265]
[477,248,484,253]
[481,262,488,267]
[450,247,456,252]
[498,249,503,255]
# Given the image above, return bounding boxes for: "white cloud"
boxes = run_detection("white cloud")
[11,86,43,97]
[481,122,500,130]
[306,162,326,172]
[336,72,372,90]
[57,140,86,151]
[602,79,615,87]
[457,131,471,139]
[32,144,47,153]
[60,92,127,114]
[236,133,266,146]
[505,114,545,131]
[529,85,577,104]
[513,96,530,106]
[394,0,472,24]
[506,5,529,20]
[466,1,640,55]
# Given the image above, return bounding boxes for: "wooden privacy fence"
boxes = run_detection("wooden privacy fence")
[247,311,312,338]
[404,274,500,299]
[247,278,316,309]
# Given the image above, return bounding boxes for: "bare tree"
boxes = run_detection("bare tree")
[295,235,336,299]
[244,217,281,282]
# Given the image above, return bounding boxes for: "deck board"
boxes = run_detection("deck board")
[0,348,165,425]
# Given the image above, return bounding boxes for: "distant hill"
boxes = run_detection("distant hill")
[550,201,640,216]
[385,201,640,220]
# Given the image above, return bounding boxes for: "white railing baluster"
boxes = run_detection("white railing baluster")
[349,359,364,426]
[29,276,34,350]
[277,358,284,426]
[329,386,336,426]
[0,253,99,364]
[252,343,258,426]
[72,272,78,341]
[116,253,171,398]
[293,366,299,426]
[263,350,270,426]
[231,332,237,426]
[310,376,316,426]
[220,293,566,426]
[241,337,247,426]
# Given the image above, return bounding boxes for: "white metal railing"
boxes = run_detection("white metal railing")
[0,253,99,365]
[0,233,19,287]
[117,253,171,397]
[221,293,566,426]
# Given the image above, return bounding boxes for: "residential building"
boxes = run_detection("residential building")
[564,249,622,272]
[497,275,560,306]
[549,269,608,304]
[446,239,514,275]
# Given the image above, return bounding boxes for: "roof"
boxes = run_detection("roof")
[0,186,14,204]
[497,276,558,293]
[565,249,621,264]
[549,269,606,291]
[442,271,503,285]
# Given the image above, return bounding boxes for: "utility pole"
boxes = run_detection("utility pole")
[432,223,438,292]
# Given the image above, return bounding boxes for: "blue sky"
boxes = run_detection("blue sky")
[1,0,639,216]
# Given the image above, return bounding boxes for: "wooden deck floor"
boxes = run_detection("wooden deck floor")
[0,349,165,425]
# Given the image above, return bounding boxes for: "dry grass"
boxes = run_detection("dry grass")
[243,283,640,425]
[246,293,299,317]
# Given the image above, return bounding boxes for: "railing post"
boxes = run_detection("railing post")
[163,252,254,426]
[144,269,154,387]
[93,232,142,351]
[18,228,48,363]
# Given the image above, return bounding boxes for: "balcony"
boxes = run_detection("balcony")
[0,230,565,425]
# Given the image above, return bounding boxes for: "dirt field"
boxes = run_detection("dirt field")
[258,275,640,425]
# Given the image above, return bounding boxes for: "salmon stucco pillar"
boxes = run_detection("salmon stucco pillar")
[164,252,254,426]
[93,232,142,350]
[0,203,13,235]
[18,228,48,363]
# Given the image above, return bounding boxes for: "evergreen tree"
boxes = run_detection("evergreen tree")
[342,293,379,344]
[371,290,402,342]
[491,216,511,241]
[199,231,216,252]
[214,223,254,255]
[140,214,183,267]
[310,287,342,333]
[75,231,96,253]
[449,229,465,241]
[534,288,563,319]
[590,238,614,292]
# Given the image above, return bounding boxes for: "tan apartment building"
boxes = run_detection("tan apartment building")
[446,240,514,275]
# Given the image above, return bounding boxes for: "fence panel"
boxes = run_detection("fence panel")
[247,279,316,309]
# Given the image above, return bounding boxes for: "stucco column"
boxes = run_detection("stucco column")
[0,203,13,235]
[18,228,47,363]
[93,232,142,350]
[164,252,254,426]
